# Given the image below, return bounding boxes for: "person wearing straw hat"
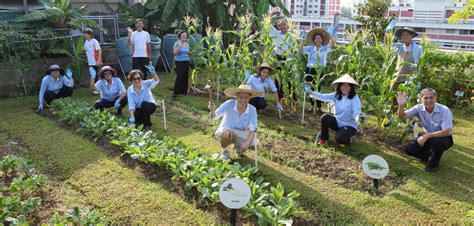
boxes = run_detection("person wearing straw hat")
[389,27,423,92]
[37,65,74,111]
[301,26,336,113]
[307,74,361,145]
[93,66,127,116]
[208,85,260,161]
[82,28,102,95]
[396,88,453,172]
[245,63,282,111]
[127,63,160,131]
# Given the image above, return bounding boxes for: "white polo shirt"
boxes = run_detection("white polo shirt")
[131,31,151,58]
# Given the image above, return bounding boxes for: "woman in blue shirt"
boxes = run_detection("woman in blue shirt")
[308,74,361,145]
[127,64,160,130]
[302,27,336,112]
[38,64,74,111]
[245,63,282,111]
[172,31,192,98]
[94,66,127,115]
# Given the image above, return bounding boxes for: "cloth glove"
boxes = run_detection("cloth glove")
[129,116,135,124]
[89,67,96,78]
[275,103,283,111]
[305,83,312,93]
[65,68,73,79]
[385,19,397,32]
[38,103,43,111]
[114,99,121,109]
[145,62,155,75]
[327,25,334,36]
[244,70,251,81]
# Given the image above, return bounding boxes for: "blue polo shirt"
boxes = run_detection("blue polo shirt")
[127,79,159,111]
[174,41,190,62]
[246,74,277,97]
[310,92,362,129]
[303,44,332,68]
[405,103,453,135]
[39,75,74,106]
[213,99,258,132]
[95,77,126,101]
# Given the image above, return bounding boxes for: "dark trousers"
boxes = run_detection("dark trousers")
[173,61,190,95]
[132,57,150,80]
[249,97,267,111]
[89,65,100,83]
[275,55,297,101]
[306,67,324,109]
[134,101,156,127]
[44,86,73,104]
[404,135,453,167]
[94,97,127,114]
[320,114,357,144]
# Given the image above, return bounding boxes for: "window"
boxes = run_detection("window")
[309,5,313,8]
[446,29,455,34]
[309,10,313,13]
[460,30,469,35]
[414,27,425,33]
[470,30,474,35]
[406,3,411,6]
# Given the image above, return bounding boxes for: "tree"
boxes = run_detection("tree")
[14,0,99,29]
[448,0,474,23]
[118,0,290,32]
[354,0,391,42]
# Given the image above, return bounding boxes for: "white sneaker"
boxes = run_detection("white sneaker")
[92,90,100,95]
[221,150,231,162]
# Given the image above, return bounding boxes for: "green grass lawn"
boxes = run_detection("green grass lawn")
[0,72,472,224]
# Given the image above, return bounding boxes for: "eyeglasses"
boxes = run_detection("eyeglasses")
[132,77,141,81]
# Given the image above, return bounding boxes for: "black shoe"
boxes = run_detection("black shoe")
[420,157,429,164]
[116,111,123,117]
[143,125,152,131]
[425,165,440,172]
[172,94,177,99]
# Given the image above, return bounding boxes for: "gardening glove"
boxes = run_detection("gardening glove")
[385,20,397,32]
[38,103,43,111]
[305,83,312,93]
[327,25,334,36]
[89,67,96,78]
[145,62,155,75]
[65,68,73,79]
[114,99,121,109]
[129,116,135,125]
[244,70,251,81]
[275,103,283,111]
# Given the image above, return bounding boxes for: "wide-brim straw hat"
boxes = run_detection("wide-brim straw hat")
[331,74,359,88]
[46,64,64,75]
[306,28,330,45]
[395,27,418,38]
[224,84,261,98]
[254,62,276,75]
[98,66,117,78]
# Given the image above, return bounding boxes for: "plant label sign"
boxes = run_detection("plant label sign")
[219,178,251,209]
[362,155,389,180]
[455,90,464,97]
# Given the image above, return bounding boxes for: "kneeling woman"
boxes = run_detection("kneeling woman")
[94,66,127,115]
[245,63,282,111]
[308,74,361,145]
[127,64,160,130]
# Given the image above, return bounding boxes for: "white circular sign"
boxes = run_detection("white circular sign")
[219,178,251,209]
[362,155,389,179]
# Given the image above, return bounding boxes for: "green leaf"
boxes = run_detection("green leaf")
[161,0,178,22]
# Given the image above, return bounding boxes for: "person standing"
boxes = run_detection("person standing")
[396,88,453,172]
[172,31,192,98]
[38,65,74,111]
[127,64,159,130]
[94,66,127,116]
[128,18,151,80]
[301,27,336,112]
[82,28,102,95]
[208,85,260,161]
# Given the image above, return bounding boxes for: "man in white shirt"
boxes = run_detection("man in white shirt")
[82,28,102,95]
[128,18,151,79]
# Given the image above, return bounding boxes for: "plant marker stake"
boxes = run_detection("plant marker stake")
[230,209,237,226]
[301,87,306,124]
[217,80,220,102]
[162,99,167,131]
[373,178,379,190]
